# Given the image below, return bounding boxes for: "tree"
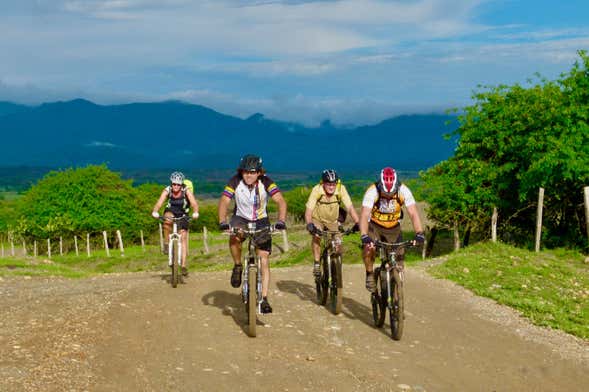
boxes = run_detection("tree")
[422,51,589,249]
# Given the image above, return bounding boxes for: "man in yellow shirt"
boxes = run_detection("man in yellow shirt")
[305,169,360,278]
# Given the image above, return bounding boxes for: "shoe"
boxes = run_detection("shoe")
[181,267,188,277]
[231,264,243,288]
[260,298,273,314]
[313,262,321,278]
[365,272,376,293]
[163,244,169,255]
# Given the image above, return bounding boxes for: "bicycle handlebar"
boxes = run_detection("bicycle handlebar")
[157,215,191,223]
[374,239,416,250]
[314,227,355,237]
[222,224,284,236]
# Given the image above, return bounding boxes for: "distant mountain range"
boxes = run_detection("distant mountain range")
[0,99,458,172]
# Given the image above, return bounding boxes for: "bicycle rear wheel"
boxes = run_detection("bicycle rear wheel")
[389,269,404,340]
[329,255,343,315]
[170,241,179,288]
[247,265,257,337]
[371,267,386,327]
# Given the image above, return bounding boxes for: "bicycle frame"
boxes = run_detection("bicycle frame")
[375,240,411,309]
[159,215,190,288]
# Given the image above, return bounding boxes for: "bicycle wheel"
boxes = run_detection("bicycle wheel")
[329,255,343,315]
[389,269,404,340]
[318,255,329,305]
[170,241,179,288]
[247,265,257,337]
[371,267,386,327]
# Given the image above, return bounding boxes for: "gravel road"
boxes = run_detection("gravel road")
[1,263,588,391]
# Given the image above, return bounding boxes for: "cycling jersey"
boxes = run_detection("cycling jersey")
[164,186,190,216]
[361,183,415,228]
[306,182,353,225]
[222,174,280,221]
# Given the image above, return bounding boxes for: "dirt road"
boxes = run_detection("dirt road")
[1,264,588,391]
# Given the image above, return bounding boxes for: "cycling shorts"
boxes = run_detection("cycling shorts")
[229,215,272,253]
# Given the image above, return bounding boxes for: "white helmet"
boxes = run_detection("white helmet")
[169,171,185,185]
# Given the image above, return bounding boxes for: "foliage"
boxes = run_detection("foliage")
[283,186,312,222]
[421,51,589,249]
[14,165,149,241]
[429,241,589,339]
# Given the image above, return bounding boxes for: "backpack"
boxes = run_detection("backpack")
[166,179,194,213]
[316,180,347,223]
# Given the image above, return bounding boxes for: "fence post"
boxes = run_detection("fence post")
[34,240,37,258]
[86,233,91,257]
[453,221,460,251]
[116,230,124,256]
[47,238,51,258]
[103,231,110,257]
[10,233,15,257]
[22,240,26,256]
[159,223,164,253]
[584,186,589,247]
[535,187,544,252]
[491,207,498,243]
[282,230,289,252]
[59,236,63,256]
[74,235,79,256]
[140,230,145,252]
[203,227,210,254]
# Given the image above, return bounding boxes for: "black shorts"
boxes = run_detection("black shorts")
[230,216,272,253]
[368,222,405,260]
[164,209,190,231]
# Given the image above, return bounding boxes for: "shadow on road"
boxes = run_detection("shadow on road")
[201,290,266,334]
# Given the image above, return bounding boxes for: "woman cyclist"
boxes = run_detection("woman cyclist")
[152,171,200,277]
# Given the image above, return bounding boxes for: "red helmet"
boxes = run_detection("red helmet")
[379,167,399,197]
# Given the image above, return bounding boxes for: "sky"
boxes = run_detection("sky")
[0,0,588,126]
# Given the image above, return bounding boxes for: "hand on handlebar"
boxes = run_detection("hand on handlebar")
[219,221,230,231]
[414,232,426,245]
[274,220,287,230]
[361,234,374,247]
[151,211,160,219]
[306,222,317,235]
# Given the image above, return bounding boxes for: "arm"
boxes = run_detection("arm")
[218,194,232,223]
[304,207,314,225]
[152,189,169,214]
[347,205,360,224]
[406,203,423,234]
[271,192,287,222]
[186,189,199,216]
[359,206,371,236]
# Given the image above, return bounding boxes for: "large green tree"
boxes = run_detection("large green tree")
[422,51,589,249]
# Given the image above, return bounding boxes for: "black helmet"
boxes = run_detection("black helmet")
[238,154,263,172]
[321,169,339,183]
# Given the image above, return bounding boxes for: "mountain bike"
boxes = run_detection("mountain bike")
[370,239,415,340]
[315,227,353,315]
[229,222,280,337]
[159,215,190,288]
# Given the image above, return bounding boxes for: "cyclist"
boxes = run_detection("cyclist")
[304,169,360,277]
[151,171,200,277]
[218,154,287,314]
[359,167,425,292]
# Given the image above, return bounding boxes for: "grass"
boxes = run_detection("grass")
[428,241,589,339]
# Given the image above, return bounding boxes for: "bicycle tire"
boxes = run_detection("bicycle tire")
[247,265,257,337]
[371,267,386,327]
[319,255,329,305]
[330,255,343,314]
[171,241,179,288]
[389,269,404,340]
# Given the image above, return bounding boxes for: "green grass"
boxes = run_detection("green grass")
[428,241,589,339]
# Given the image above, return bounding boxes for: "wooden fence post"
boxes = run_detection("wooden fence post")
[282,230,289,252]
[10,233,15,257]
[535,187,544,252]
[47,238,51,258]
[86,233,91,257]
[584,186,589,247]
[103,231,110,257]
[453,221,460,251]
[34,240,37,258]
[74,235,79,256]
[140,230,145,252]
[491,207,498,243]
[59,236,63,256]
[22,240,26,256]
[203,227,210,254]
[116,230,124,256]
[159,223,164,253]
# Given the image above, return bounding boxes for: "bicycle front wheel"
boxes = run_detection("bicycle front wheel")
[389,269,404,340]
[247,265,257,337]
[371,267,386,327]
[170,241,179,288]
[318,256,329,305]
[329,255,343,315]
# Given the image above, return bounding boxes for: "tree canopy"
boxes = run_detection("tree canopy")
[422,50,589,249]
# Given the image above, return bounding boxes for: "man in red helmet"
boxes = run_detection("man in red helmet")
[359,167,425,292]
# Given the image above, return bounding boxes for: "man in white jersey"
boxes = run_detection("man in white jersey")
[359,167,425,292]
[218,154,287,313]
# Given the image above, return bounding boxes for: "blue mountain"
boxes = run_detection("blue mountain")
[0,99,457,171]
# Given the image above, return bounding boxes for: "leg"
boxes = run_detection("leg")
[258,249,271,297]
[311,234,321,277]
[162,211,173,253]
[180,230,188,267]
[229,235,242,264]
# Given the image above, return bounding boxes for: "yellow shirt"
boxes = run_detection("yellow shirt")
[305,183,353,224]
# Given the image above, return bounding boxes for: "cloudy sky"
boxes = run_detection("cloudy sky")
[1,0,588,125]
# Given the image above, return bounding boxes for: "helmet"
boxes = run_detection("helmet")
[170,171,185,185]
[379,167,399,196]
[238,154,263,172]
[321,169,339,183]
